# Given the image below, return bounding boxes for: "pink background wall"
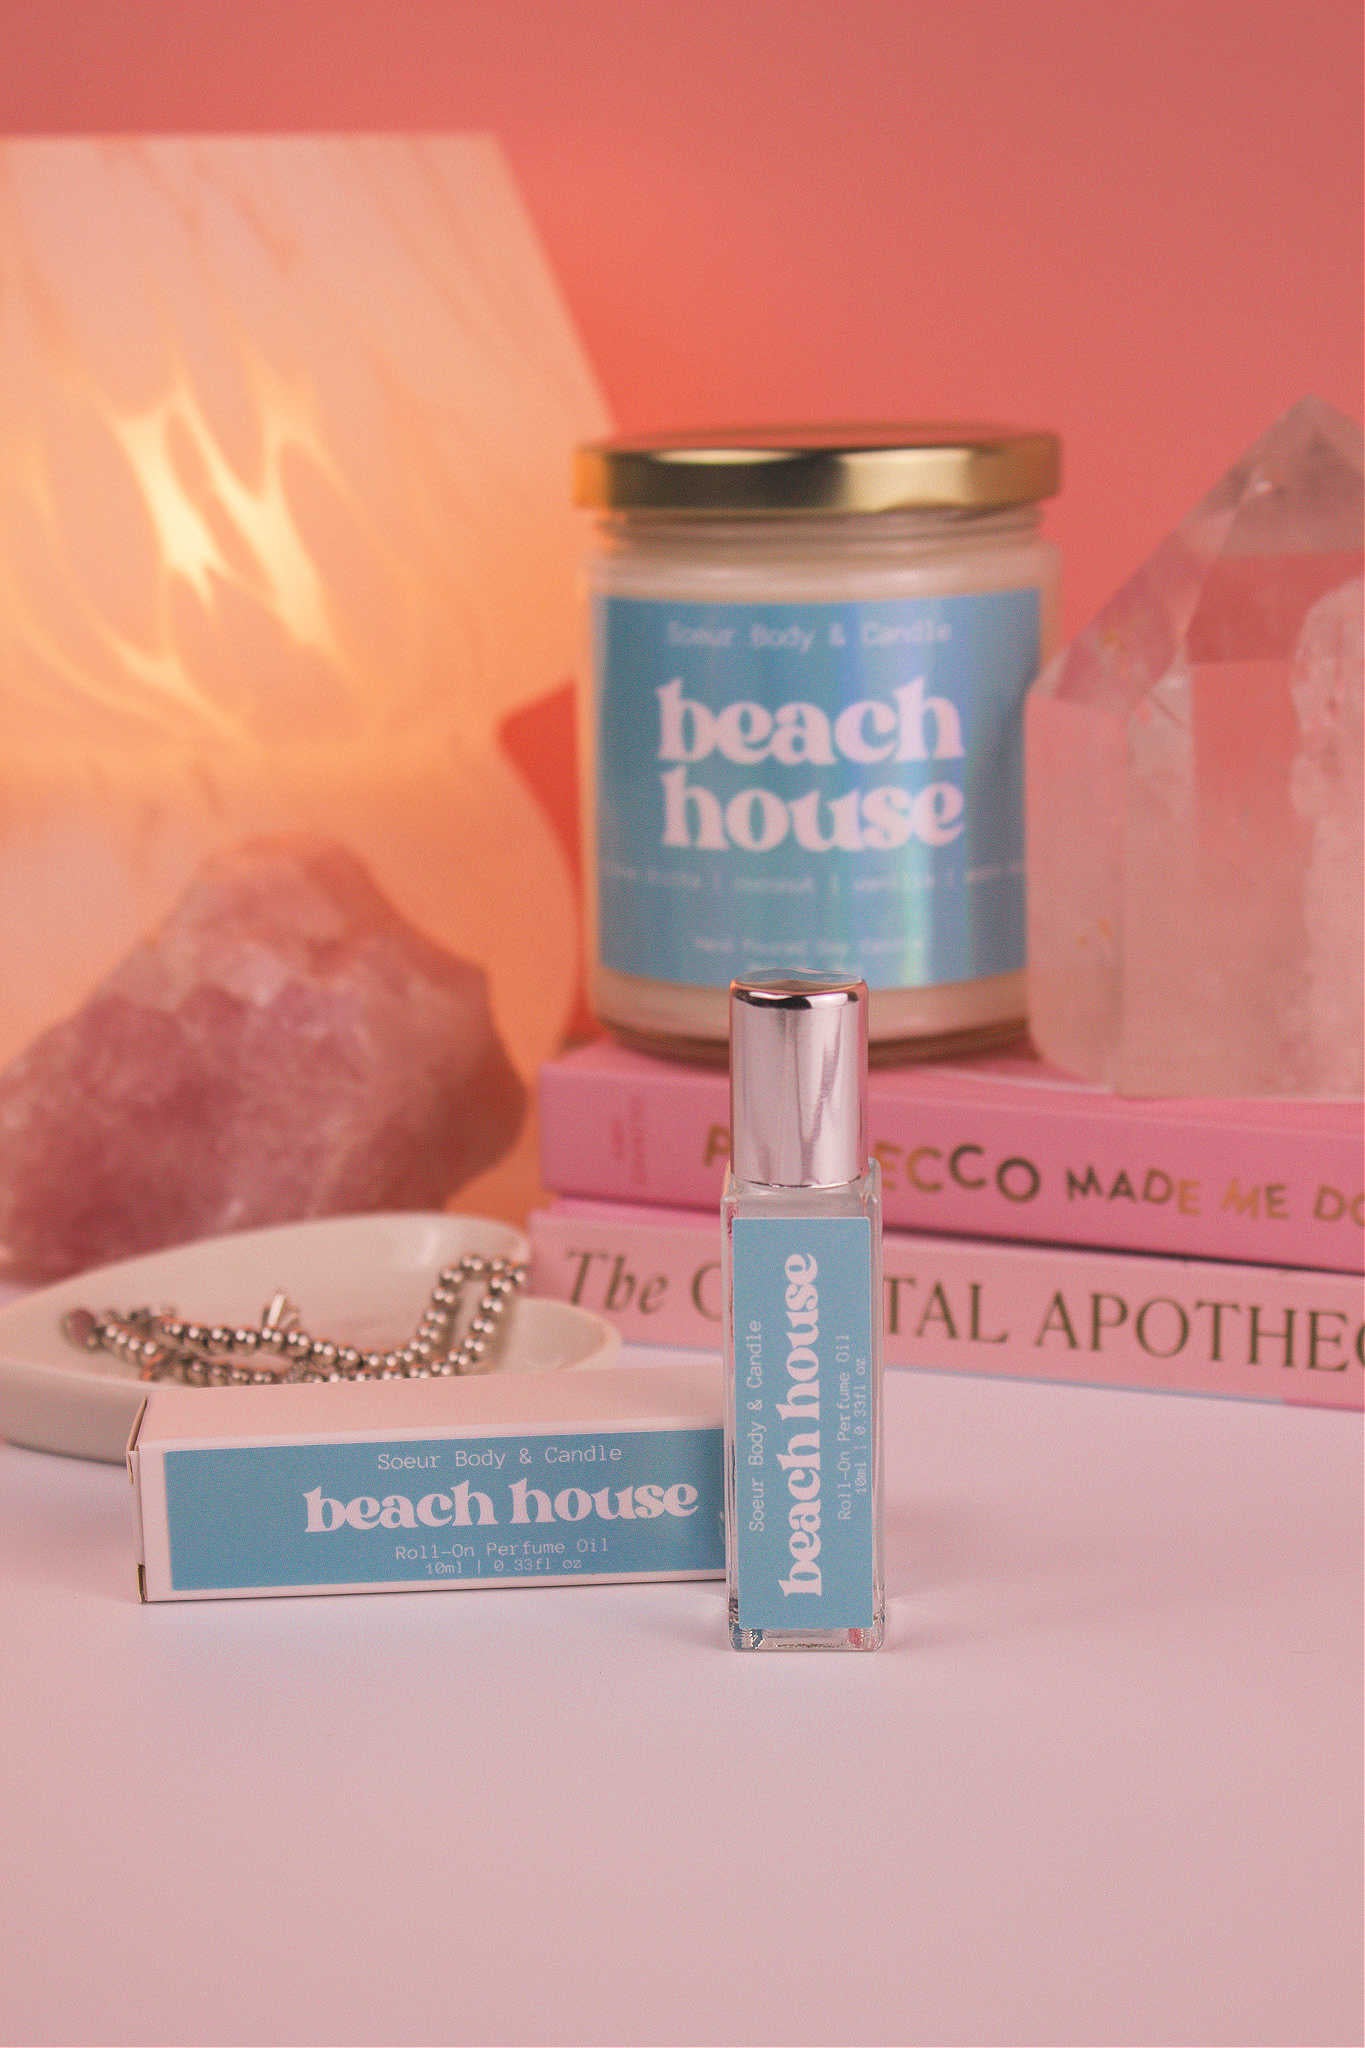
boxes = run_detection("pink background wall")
[3,0,1360,641]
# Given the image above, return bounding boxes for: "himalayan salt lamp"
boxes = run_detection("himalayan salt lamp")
[0,837,525,1282]
[0,135,609,1181]
[1027,398,1363,1096]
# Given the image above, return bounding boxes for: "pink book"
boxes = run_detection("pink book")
[537,1039,1364,1274]
[529,1198,1364,1411]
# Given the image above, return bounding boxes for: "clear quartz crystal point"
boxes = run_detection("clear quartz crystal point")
[1027,397,1364,1096]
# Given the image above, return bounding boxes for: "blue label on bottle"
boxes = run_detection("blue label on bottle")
[595,589,1039,989]
[731,1215,876,1632]
[162,1427,724,1590]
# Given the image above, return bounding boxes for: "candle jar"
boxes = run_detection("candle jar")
[574,425,1061,1059]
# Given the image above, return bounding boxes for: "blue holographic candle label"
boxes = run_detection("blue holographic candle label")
[595,588,1040,990]
[163,1427,724,1590]
[731,1215,875,1631]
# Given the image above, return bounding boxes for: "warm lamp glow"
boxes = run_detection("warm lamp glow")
[114,370,338,675]
[0,135,610,1208]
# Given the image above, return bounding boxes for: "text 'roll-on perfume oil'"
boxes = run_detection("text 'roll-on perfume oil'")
[722,972,885,1650]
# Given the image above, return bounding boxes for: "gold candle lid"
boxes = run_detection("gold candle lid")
[574,423,1061,516]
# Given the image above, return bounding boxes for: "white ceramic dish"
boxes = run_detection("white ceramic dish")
[0,1213,619,1464]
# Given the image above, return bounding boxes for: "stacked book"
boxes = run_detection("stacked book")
[529,1037,1364,1411]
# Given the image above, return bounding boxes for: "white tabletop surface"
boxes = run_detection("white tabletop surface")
[1,1367,1361,2048]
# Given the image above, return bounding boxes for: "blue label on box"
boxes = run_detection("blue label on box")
[163,1427,724,1590]
[594,589,1039,989]
[731,1216,876,1631]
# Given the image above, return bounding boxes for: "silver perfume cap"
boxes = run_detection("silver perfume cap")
[730,973,869,1188]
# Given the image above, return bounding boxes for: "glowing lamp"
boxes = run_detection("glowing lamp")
[0,135,609,1206]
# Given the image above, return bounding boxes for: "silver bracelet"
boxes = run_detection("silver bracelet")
[61,1254,528,1386]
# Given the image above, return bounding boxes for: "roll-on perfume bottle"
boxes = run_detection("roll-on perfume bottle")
[723,972,884,1651]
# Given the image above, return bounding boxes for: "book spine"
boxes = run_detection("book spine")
[536,1060,1364,1273]
[529,1199,1365,1411]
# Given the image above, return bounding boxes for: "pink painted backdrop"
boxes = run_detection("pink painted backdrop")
[0,0,1359,1225]
[3,0,1359,643]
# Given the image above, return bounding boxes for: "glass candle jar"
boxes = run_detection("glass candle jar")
[574,425,1061,1060]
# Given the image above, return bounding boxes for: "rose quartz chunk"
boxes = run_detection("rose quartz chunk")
[0,837,525,1279]
[1027,398,1363,1095]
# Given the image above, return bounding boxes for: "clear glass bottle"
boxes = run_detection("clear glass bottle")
[722,973,885,1650]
